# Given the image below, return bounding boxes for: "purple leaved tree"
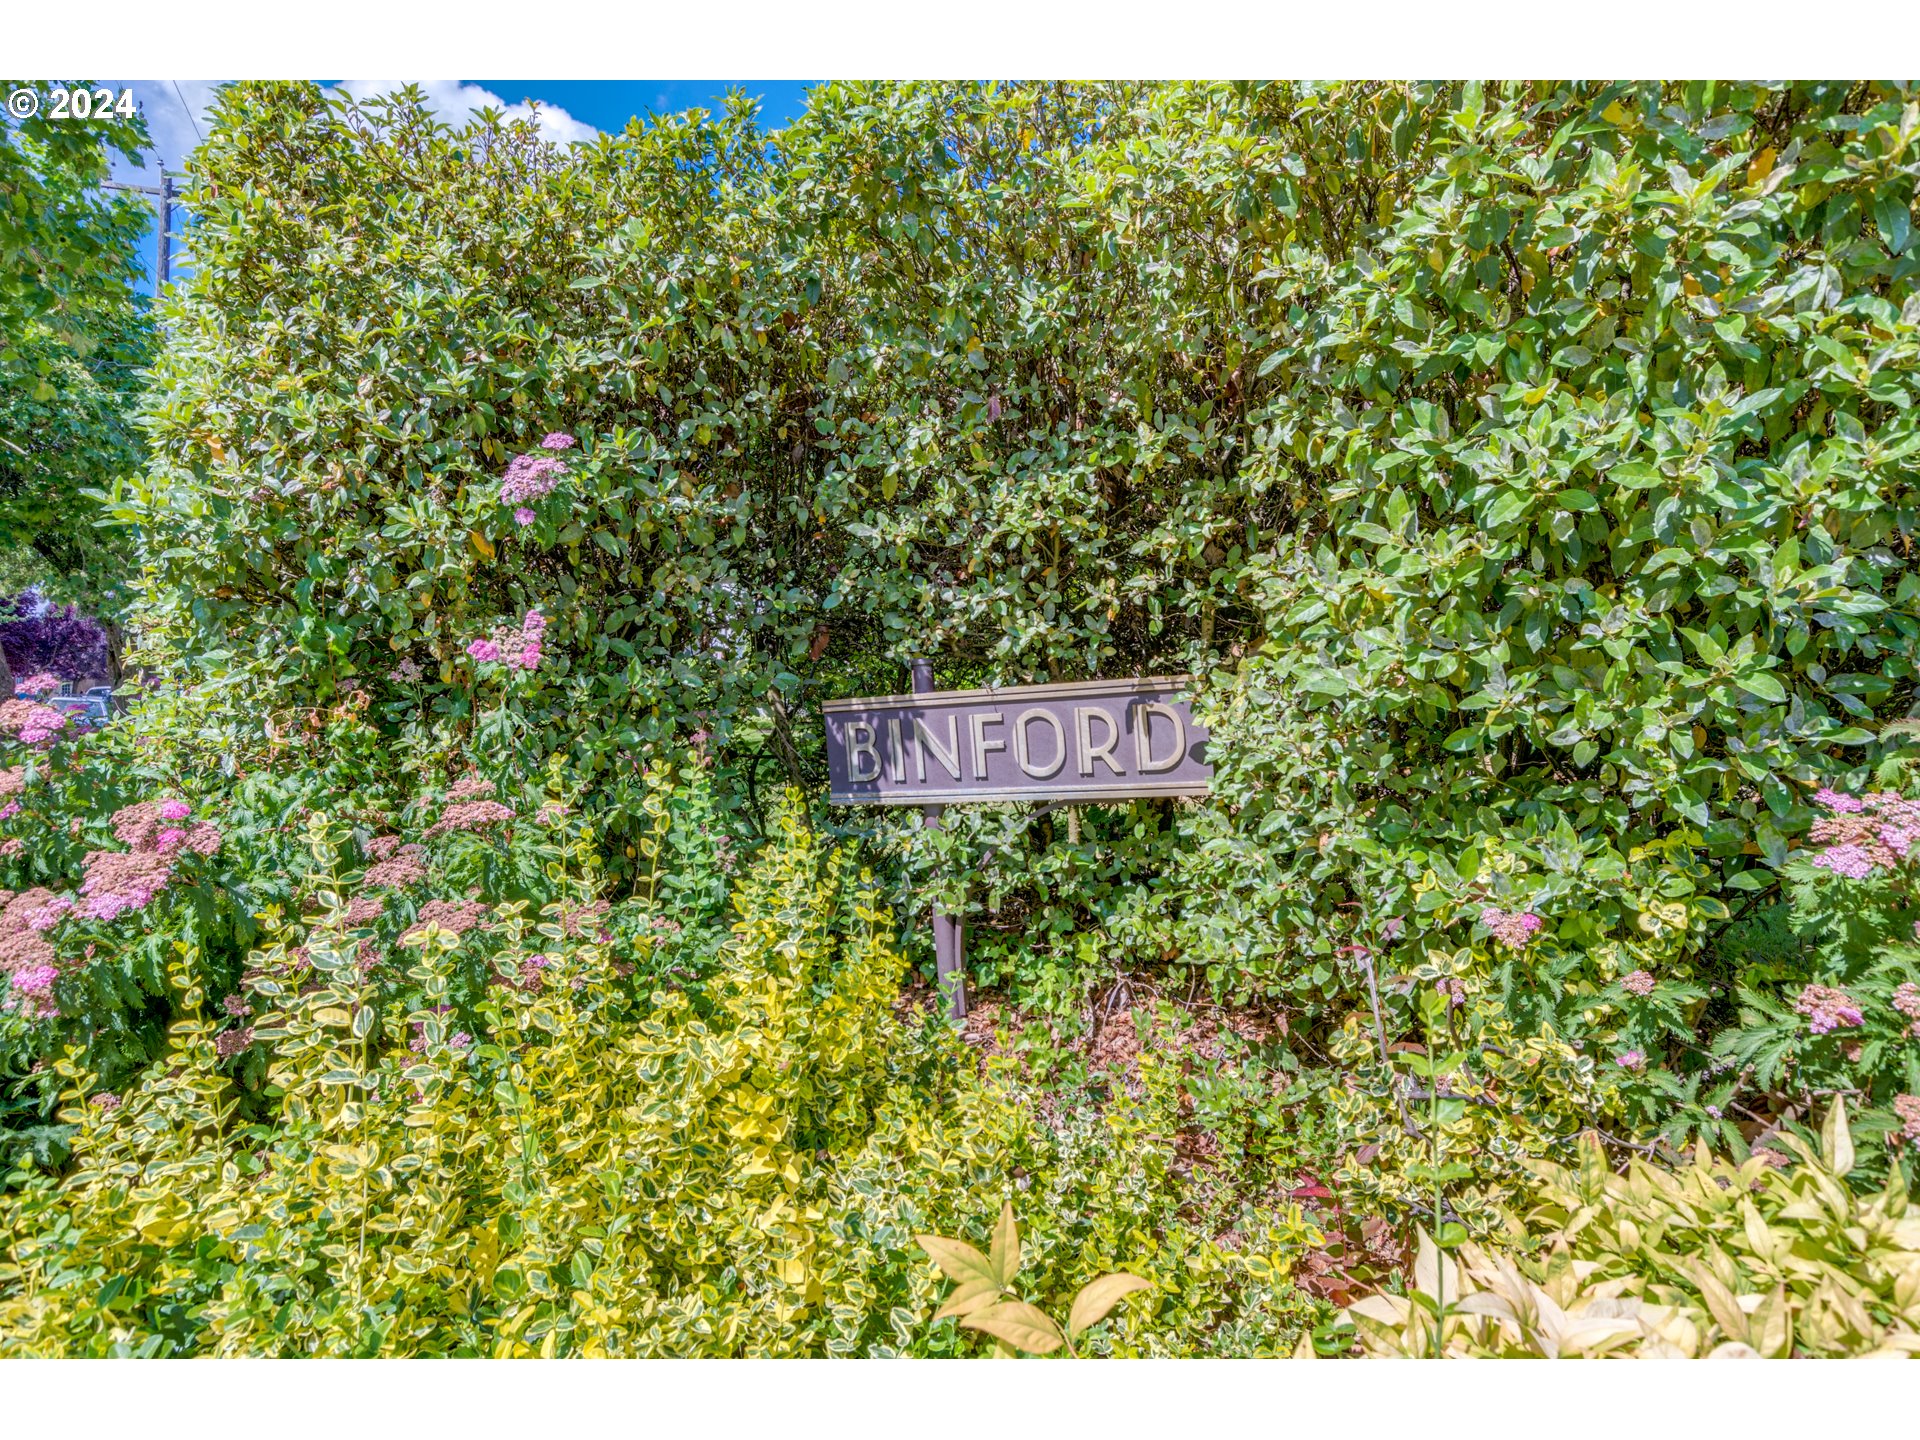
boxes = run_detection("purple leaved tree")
[0,590,111,691]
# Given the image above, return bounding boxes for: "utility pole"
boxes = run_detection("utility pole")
[102,169,179,289]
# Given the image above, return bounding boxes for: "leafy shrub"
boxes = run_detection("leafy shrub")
[0,786,1328,1356]
[915,1202,1151,1356]
[1342,1101,1920,1358]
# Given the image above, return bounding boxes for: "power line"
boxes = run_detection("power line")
[171,82,204,146]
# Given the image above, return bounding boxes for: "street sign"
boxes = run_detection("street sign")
[823,675,1210,807]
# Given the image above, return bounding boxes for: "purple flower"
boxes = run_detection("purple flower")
[89,1091,120,1110]
[467,639,500,664]
[1813,788,1866,814]
[514,507,537,527]
[540,432,576,450]
[159,800,191,822]
[1615,1050,1646,1071]
[1622,970,1656,997]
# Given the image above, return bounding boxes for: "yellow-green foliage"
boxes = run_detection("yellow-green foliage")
[0,799,1327,1356]
[1342,1102,1920,1358]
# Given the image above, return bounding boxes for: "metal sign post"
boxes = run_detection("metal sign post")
[826,669,1213,1025]
[912,659,968,1021]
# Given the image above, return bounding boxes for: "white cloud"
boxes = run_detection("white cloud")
[101,81,223,183]
[331,80,600,147]
[99,79,598,185]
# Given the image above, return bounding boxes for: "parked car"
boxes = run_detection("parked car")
[14,688,114,727]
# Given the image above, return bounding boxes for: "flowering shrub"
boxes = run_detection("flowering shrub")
[1699,771,1920,1183]
[0,798,1324,1357]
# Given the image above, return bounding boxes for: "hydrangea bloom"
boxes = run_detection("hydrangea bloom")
[13,672,59,696]
[1794,983,1864,1036]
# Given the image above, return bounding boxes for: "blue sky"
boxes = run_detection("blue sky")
[108,80,819,293]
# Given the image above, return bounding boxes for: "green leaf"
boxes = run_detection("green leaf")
[1735,672,1787,704]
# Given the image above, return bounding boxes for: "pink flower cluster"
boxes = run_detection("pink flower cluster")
[0,699,68,746]
[467,611,546,673]
[363,846,427,889]
[1896,1095,1920,1144]
[446,775,495,802]
[1794,983,1864,1036]
[1614,1049,1647,1071]
[423,800,515,841]
[400,898,491,944]
[1622,969,1656,996]
[13,673,59,696]
[1806,788,1920,877]
[499,453,567,506]
[1479,906,1544,950]
[1892,982,1920,1040]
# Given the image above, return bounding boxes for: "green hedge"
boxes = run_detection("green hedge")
[112,81,1920,1189]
